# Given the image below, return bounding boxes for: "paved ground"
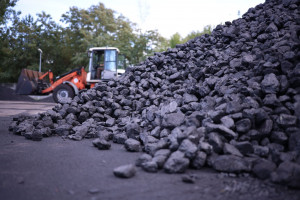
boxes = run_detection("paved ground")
[0,101,56,117]
[0,100,299,200]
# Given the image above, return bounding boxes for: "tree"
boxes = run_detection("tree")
[182,25,212,43]
[60,3,165,66]
[0,0,19,82]
[0,0,213,83]
[0,8,67,81]
[35,12,68,75]
[0,0,18,24]
[163,26,213,51]
[169,32,182,48]
[60,3,134,67]
[129,29,166,63]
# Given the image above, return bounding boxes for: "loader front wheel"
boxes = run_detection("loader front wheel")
[53,84,75,103]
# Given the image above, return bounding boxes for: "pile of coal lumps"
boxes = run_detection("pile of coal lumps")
[10,0,300,188]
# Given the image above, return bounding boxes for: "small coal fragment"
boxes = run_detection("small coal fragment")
[164,151,190,173]
[136,153,152,167]
[141,161,158,173]
[271,161,300,189]
[211,155,251,173]
[124,138,141,152]
[253,159,276,180]
[223,143,243,157]
[182,173,198,184]
[191,151,207,169]
[152,149,171,169]
[113,164,136,178]
[88,188,100,194]
[92,138,111,150]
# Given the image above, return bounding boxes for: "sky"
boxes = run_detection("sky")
[14,0,265,38]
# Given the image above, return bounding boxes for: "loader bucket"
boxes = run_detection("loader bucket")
[15,69,44,95]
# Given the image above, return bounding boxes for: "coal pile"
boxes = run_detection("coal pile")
[10,0,300,188]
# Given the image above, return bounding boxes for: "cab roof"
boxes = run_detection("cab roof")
[88,47,120,53]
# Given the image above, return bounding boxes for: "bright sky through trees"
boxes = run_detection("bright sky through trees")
[15,0,265,38]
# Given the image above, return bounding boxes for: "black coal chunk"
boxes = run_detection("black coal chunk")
[113,164,136,178]
[211,155,252,173]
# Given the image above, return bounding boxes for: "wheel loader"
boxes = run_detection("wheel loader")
[15,47,127,103]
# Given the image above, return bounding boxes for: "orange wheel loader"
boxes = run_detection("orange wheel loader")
[15,47,127,103]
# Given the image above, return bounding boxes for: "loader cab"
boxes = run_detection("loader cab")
[87,47,125,84]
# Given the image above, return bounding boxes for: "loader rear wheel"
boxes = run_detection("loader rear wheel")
[53,84,75,103]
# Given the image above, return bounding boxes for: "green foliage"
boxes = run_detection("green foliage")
[0,0,18,24]
[0,0,18,82]
[182,25,212,43]
[169,32,182,48]
[162,25,213,51]
[0,1,213,83]
[0,2,165,82]
[59,3,167,69]
[1,10,64,81]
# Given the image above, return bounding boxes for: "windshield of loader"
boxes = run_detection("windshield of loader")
[104,50,117,71]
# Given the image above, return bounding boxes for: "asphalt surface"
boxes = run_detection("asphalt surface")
[0,100,300,200]
[0,101,56,117]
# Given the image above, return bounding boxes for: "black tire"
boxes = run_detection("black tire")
[53,84,75,103]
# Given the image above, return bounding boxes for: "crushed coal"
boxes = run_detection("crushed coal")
[9,0,300,187]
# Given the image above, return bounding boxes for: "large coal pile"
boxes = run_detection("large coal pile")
[10,0,300,188]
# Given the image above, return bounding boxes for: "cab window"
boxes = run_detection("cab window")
[104,50,117,71]
[92,50,104,79]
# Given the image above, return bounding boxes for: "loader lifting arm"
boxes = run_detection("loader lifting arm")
[38,70,54,85]
[40,67,87,94]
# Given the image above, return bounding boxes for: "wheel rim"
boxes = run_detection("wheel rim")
[57,89,69,102]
